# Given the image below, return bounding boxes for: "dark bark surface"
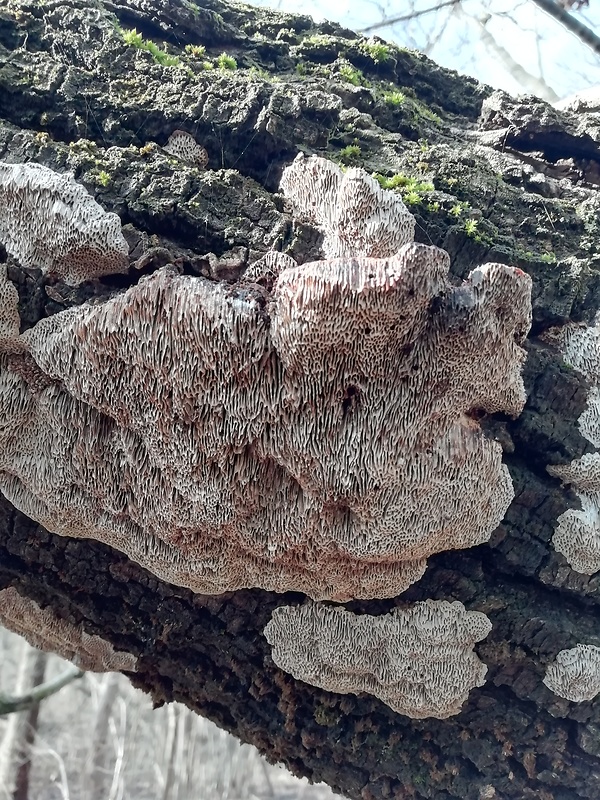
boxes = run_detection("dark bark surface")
[2,1,600,798]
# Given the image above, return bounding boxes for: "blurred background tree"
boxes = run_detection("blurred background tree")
[251,0,600,100]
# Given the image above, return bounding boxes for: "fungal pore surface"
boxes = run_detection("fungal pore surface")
[546,322,600,573]
[163,130,209,167]
[0,264,20,348]
[0,587,137,672]
[543,643,600,702]
[264,600,492,719]
[0,161,129,285]
[0,157,531,601]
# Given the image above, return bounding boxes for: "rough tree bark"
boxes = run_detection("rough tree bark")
[1,1,600,799]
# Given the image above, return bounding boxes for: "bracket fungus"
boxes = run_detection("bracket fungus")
[280,154,416,258]
[163,130,209,167]
[0,264,20,349]
[0,587,137,672]
[0,157,531,601]
[543,644,600,702]
[0,244,531,600]
[263,601,492,719]
[0,162,129,285]
[546,321,600,573]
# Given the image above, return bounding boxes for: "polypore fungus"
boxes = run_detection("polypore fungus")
[546,321,600,573]
[548,455,600,573]
[0,239,530,600]
[0,587,137,672]
[242,251,297,289]
[0,264,20,349]
[543,644,600,702]
[263,601,492,719]
[280,154,416,258]
[163,130,209,167]
[0,156,531,601]
[0,162,129,285]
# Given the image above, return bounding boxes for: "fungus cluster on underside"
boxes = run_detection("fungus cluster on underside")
[0,264,20,347]
[0,162,129,285]
[543,644,600,702]
[0,156,533,717]
[0,587,137,673]
[162,129,209,167]
[546,322,600,573]
[0,244,531,601]
[264,600,491,719]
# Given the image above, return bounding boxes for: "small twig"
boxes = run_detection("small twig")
[358,0,460,33]
[0,667,84,715]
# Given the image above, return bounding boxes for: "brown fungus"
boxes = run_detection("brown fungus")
[0,162,129,285]
[0,587,137,672]
[263,601,492,719]
[0,238,531,601]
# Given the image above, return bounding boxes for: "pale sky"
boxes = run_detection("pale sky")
[250,0,600,101]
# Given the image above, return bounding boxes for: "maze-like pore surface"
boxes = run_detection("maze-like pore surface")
[0,241,531,600]
[0,162,129,285]
[0,587,137,672]
[264,601,492,719]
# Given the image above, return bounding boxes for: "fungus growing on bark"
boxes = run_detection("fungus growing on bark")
[0,241,531,601]
[543,644,600,702]
[279,154,416,258]
[263,601,492,719]
[0,587,137,672]
[0,264,20,348]
[163,130,209,167]
[548,455,600,573]
[0,162,129,285]
[546,321,600,573]
[242,251,297,289]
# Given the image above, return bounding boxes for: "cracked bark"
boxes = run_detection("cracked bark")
[1,1,600,798]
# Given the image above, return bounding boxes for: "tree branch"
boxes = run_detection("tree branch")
[358,0,459,33]
[523,0,600,57]
[0,665,84,716]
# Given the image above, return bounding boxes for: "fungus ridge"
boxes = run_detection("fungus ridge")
[0,239,530,600]
[543,643,600,702]
[0,587,137,672]
[263,600,492,719]
[0,162,129,285]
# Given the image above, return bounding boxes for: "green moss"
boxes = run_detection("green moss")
[338,62,365,86]
[339,143,362,164]
[540,251,557,264]
[217,52,237,70]
[373,172,434,206]
[121,27,180,66]
[96,170,111,187]
[360,40,390,64]
[464,218,479,237]
[414,101,442,125]
[373,173,433,193]
[382,89,405,107]
[184,44,206,58]
[403,191,422,206]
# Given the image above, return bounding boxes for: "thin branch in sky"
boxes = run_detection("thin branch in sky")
[358,0,460,33]
[527,0,600,57]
